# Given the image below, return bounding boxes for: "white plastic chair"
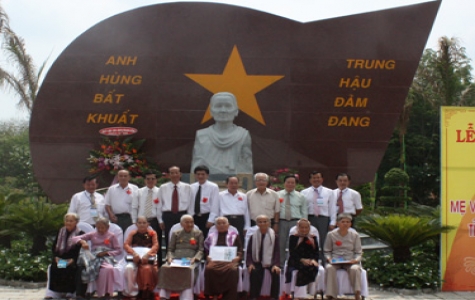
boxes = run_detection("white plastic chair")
[44,222,95,299]
[86,223,125,295]
[282,225,325,299]
[323,228,369,299]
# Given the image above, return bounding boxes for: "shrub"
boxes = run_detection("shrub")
[364,241,439,289]
[0,238,49,282]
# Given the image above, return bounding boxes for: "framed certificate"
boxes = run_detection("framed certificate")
[209,246,237,262]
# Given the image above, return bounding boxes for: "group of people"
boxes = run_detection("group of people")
[46,165,364,300]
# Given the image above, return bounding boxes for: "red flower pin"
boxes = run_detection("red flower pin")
[335,240,342,246]
[104,239,110,245]
[189,238,197,245]
[279,198,284,203]
[306,239,312,245]
[154,198,159,204]
[238,197,243,201]
[149,231,155,236]
[126,189,131,195]
[202,197,208,203]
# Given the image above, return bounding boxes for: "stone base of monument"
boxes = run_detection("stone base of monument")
[187,173,254,192]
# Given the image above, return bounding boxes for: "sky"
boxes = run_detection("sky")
[1,0,474,122]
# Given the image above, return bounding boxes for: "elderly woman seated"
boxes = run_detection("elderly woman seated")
[72,217,122,298]
[246,214,280,300]
[324,213,363,300]
[123,216,159,299]
[285,218,319,300]
[204,216,243,300]
[45,213,85,299]
[158,214,203,300]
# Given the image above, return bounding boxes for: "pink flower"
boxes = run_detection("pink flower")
[336,240,342,246]
[104,239,110,245]
[279,198,284,203]
[238,197,243,201]
[202,197,208,203]
[154,198,159,204]
[126,189,131,195]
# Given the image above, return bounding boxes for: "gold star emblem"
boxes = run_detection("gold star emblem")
[185,45,284,125]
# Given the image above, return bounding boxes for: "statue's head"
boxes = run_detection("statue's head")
[210,92,238,123]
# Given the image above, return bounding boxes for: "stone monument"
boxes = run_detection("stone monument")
[191,92,253,175]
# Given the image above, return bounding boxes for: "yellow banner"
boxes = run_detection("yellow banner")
[441,107,475,291]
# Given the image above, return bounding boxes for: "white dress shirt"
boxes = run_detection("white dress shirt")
[131,186,160,223]
[104,183,139,214]
[156,181,194,222]
[218,190,251,230]
[190,180,220,223]
[333,187,363,215]
[68,190,105,225]
[301,185,337,226]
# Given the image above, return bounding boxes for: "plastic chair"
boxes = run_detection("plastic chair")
[282,225,325,299]
[323,228,369,299]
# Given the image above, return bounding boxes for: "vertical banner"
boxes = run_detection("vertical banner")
[441,106,475,291]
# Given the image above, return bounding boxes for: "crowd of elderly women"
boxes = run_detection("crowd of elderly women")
[45,211,362,300]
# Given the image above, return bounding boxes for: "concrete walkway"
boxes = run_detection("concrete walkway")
[1,285,475,300]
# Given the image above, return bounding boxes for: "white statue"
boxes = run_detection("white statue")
[191,92,253,174]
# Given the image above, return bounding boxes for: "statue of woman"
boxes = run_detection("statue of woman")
[191,92,253,174]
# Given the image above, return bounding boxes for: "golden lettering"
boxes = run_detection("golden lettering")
[99,73,142,85]
[334,95,368,108]
[346,59,396,70]
[105,56,138,66]
[86,112,139,124]
[327,116,370,127]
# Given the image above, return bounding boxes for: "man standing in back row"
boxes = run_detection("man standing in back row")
[132,170,162,265]
[301,171,336,260]
[246,172,280,231]
[334,173,363,225]
[105,169,139,231]
[68,176,105,226]
[190,165,219,239]
[157,166,194,251]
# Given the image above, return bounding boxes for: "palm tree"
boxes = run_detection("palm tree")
[357,214,453,263]
[0,4,46,113]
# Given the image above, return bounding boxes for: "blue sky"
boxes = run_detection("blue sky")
[1,0,473,121]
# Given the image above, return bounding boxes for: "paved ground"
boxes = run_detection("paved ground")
[1,285,475,300]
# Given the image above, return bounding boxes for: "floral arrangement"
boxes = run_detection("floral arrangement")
[269,168,305,191]
[87,137,158,178]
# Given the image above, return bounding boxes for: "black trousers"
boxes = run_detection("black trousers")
[162,211,186,253]
[193,213,210,239]
[249,263,280,299]
[225,215,245,245]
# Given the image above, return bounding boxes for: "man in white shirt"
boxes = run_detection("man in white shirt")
[191,165,219,239]
[218,176,251,245]
[334,173,363,226]
[157,166,194,251]
[246,172,280,231]
[105,169,139,231]
[131,170,162,265]
[68,176,105,226]
[301,171,336,259]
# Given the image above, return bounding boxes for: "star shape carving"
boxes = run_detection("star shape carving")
[185,45,284,125]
